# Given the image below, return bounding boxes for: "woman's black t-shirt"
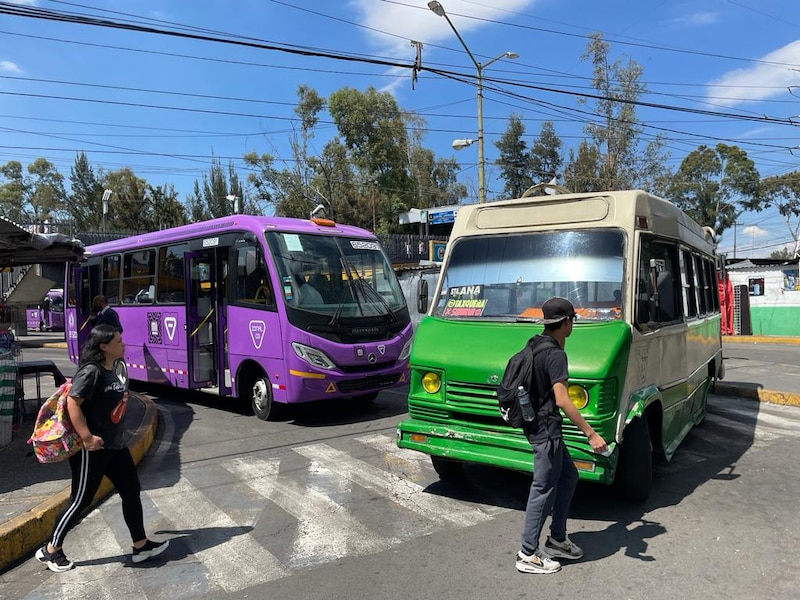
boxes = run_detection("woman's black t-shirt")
[70,363,127,449]
[522,334,569,444]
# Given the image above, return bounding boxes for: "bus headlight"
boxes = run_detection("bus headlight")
[291,342,336,370]
[399,338,413,361]
[568,385,589,409]
[421,371,441,394]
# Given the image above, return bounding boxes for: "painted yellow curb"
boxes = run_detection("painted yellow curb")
[0,393,158,573]
[723,335,800,345]
[714,382,800,407]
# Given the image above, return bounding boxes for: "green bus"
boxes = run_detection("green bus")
[396,189,723,501]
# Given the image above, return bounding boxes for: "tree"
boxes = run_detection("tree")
[668,143,761,238]
[68,152,103,230]
[761,172,800,258]
[563,141,602,193]
[0,161,30,222]
[100,168,150,232]
[147,184,188,229]
[529,121,563,187]
[770,247,796,260]
[27,158,67,221]
[494,114,535,199]
[188,156,248,220]
[566,33,671,192]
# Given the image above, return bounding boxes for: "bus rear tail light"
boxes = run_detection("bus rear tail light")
[291,342,337,370]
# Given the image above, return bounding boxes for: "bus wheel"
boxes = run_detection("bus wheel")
[431,456,462,480]
[242,372,279,421]
[614,415,652,502]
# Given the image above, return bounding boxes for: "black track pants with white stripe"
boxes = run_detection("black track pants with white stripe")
[50,447,146,548]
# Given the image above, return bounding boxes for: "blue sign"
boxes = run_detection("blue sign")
[429,209,456,225]
[431,242,447,261]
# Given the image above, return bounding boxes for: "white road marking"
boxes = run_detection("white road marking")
[146,476,289,592]
[293,442,494,526]
[224,456,399,569]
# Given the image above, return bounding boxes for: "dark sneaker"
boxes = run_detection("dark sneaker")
[35,545,74,573]
[543,535,584,560]
[516,550,561,574]
[131,539,170,564]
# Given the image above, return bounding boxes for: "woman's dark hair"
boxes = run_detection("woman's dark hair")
[79,324,118,366]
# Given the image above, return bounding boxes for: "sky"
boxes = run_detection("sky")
[1,0,800,258]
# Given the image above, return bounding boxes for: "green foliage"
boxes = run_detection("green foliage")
[566,33,671,193]
[668,143,761,238]
[68,152,103,230]
[761,172,800,256]
[494,114,535,199]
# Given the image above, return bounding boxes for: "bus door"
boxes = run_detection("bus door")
[186,251,218,389]
[74,266,94,352]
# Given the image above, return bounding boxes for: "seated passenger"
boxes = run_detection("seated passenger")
[296,275,324,305]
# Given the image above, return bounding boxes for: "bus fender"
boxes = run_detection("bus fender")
[620,384,661,435]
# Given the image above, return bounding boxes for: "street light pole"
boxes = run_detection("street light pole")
[428,0,517,204]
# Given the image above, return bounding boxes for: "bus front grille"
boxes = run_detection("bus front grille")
[338,373,401,393]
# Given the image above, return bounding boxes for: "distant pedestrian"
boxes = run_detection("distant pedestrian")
[35,325,169,572]
[516,297,608,574]
[91,295,123,333]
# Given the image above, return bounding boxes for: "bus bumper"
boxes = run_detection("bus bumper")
[396,418,615,485]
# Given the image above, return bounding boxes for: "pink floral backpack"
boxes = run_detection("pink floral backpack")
[28,380,83,463]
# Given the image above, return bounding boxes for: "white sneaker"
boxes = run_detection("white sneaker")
[516,550,561,574]
[542,535,584,560]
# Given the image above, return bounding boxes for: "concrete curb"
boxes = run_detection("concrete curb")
[714,382,800,407]
[723,335,800,345]
[0,392,158,573]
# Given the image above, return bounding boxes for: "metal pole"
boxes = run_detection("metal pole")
[476,63,485,204]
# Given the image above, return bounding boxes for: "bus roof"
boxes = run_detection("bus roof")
[82,214,377,254]
[450,189,716,255]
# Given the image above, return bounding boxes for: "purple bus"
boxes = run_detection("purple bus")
[26,288,65,332]
[65,215,413,419]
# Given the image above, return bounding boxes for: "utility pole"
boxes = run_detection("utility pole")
[733,221,743,258]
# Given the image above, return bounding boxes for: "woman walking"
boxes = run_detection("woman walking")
[36,324,168,572]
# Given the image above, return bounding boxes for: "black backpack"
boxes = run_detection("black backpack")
[496,336,556,427]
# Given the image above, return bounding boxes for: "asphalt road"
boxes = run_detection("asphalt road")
[2,345,799,599]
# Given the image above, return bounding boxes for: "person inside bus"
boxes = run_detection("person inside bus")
[516,297,607,575]
[91,295,123,333]
[292,263,324,305]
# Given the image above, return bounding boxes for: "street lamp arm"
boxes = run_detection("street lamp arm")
[427,1,478,68]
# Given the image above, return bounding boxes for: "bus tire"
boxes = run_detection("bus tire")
[614,415,652,502]
[431,456,462,480]
[240,371,280,421]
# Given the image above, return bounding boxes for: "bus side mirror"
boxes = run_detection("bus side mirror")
[417,278,428,314]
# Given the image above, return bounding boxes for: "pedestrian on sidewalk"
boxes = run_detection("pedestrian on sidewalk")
[91,295,123,333]
[516,297,608,575]
[36,325,168,573]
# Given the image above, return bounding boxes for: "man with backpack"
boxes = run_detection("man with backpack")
[516,297,608,574]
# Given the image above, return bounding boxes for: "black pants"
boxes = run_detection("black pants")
[50,446,145,548]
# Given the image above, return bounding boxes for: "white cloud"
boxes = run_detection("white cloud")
[6,0,37,5]
[742,225,769,238]
[707,40,800,106]
[349,0,534,69]
[0,60,21,73]
[674,12,718,26]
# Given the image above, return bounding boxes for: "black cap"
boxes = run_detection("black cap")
[541,297,576,325]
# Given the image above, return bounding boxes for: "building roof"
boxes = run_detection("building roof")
[0,216,86,268]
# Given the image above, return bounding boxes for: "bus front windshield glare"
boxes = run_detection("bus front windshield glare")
[266,232,407,319]
[434,230,625,322]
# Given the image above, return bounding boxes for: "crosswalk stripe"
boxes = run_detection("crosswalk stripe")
[35,511,147,600]
[293,442,494,527]
[146,476,290,592]
[705,411,779,443]
[223,456,399,569]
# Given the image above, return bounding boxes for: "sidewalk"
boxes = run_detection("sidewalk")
[1,333,799,574]
[0,335,158,572]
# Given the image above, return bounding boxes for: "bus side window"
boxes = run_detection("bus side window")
[235,246,275,309]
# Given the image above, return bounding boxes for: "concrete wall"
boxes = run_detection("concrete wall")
[728,265,800,336]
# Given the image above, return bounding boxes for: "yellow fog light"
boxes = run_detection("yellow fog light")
[421,371,441,394]
[568,385,589,409]
[573,460,596,472]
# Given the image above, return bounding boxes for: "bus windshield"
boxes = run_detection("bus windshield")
[265,231,407,319]
[434,229,625,322]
